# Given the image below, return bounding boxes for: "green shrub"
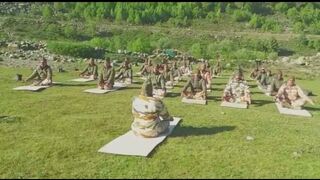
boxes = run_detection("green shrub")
[127,38,152,53]
[232,10,251,22]
[189,43,203,59]
[47,41,105,58]
[293,22,304,33]
[89,37,110,49]
[261,18,282,32]
[296,33,309,47]
[248,14,264,28]
[268,52,278,60]
[274,2,289,13]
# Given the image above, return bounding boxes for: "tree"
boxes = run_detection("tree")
[110,36,126,51]
[128,38,152,53]
[274,2,289,13]
[269,37,279,52]
[293,22,304,33]
[154,37,172,49]
[53,2,64,12]
[134,12,141,24]
[190,43,203,59]
[232,10,251,22]
[46,23,62,37]
[287,7,299,21]
[206,43,219,59]
[309,22,320,35]
[42,5,54,19]
[96,6,106,19]
[114,4,124,23]
[90,37,109,48]
[30,4,41,16]
[85,21,98,37]
[248,14,264,28]
[126,9,135,24]
[63,25,77,39]
[261,18,282,32]
[300,5,315,25]
[206,12,216,20]
[296,33,309,47]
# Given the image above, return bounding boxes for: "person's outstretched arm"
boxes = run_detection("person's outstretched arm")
[25,68,39,82]
[297,85,314,105]
[46,66,53,81]
[80,65,88,75]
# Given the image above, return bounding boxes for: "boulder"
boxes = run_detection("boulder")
[281,56,290,63]
[291,56,306,65]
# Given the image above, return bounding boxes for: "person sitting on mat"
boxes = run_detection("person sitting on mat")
[181,67,207,100]
[223,70,251,105]
[25,57,53,86]
[275,76,314,110]
[115,57,133,84]
[98,58,115,90]
[131,77,173,138]
[267,70,284,96]
[79,58,98,79]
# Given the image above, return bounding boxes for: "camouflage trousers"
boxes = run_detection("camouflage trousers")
[131,118,170,138]
[97,81,113,90]
[278,97,307,110]
[80,74,96,80]
[223,94,251,104]
[32,79,52,86]
[182,90,206,100]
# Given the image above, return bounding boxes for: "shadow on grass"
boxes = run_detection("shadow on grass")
[206,96,221,101]
[124,86,142,90]
[179,79,188,82]
[278,48,295,56]
[249,84,258,88]
[251,91,264,95]
[54,83,92,87]
[173,84,184,88]
[166,92,181,98]
[211,88,224,91]
[212,83,227,86]
[0,116,21,123]
[132,81,143,85]
[216,77,230,80]
[149,125,236,157]
[252,99,274,107]
[304,106,320,112]
[171,125,236,138]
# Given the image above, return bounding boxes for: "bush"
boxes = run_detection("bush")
[232,10,251,22]
[189,43,203,59]
[313,40,320,51]
[309,22,320,35]
[152,37,172,49]
[287,7,299,21]
[47,41,105,58]
[109,36,127,51]
[293,22,304,33]
[127,38,152,53]
[308,39,320,51]
[89,37,110,49]
[268,52,278,60]
[261,18,282,32]
[275,2,289,13]
[206,43,219,59]
[269,37,279,52]
[63,25,78,39]
[296,33,309,47]
[248,14,264,28]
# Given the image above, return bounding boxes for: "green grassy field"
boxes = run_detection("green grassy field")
[1,65,320,178]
